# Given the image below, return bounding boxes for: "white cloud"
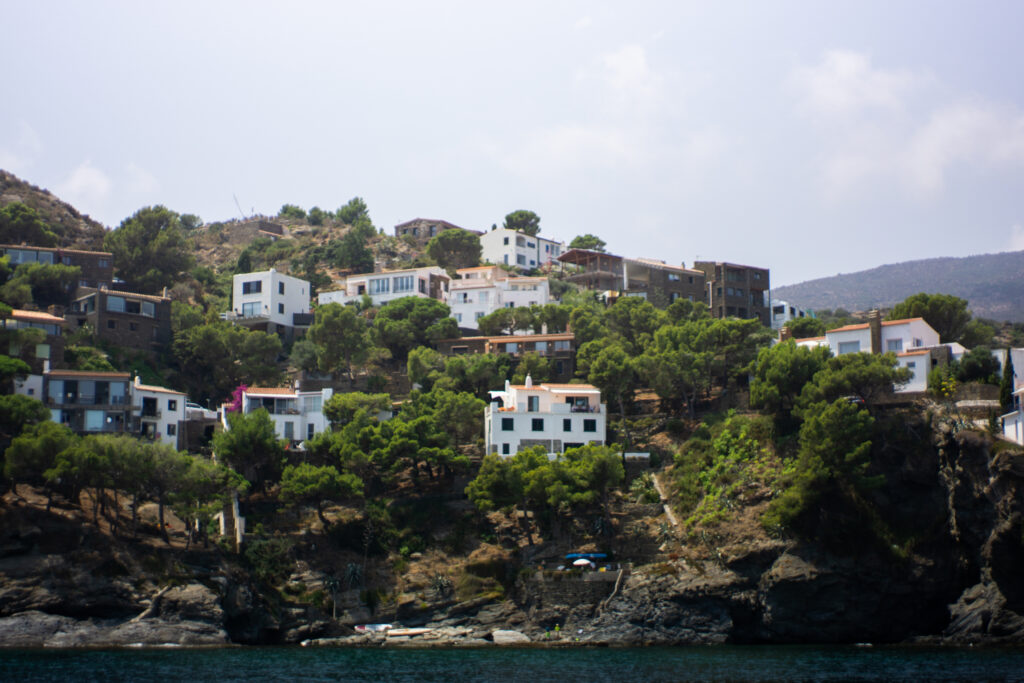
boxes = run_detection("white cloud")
[792,50,1024,198]
[601,44,662,105]
[57,161,112,208]
[790,50,921,118]
[1009,224,1024,252]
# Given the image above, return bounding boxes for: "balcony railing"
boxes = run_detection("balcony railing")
[48,395,130,407]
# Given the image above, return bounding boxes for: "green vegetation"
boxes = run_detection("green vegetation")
[502,209,541,236]
[426,229,481,271]
[104,205,195,293]
[568,234,606,252]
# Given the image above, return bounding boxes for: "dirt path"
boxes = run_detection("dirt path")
[651,473,681,529]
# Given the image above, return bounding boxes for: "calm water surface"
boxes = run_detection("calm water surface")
[3,645,1024,682]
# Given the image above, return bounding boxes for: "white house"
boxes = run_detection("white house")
[447,266,550,329]
[224,269,311,334]
[824,315,942,393]
[1002,387,1024,446]
[769,299,816,331]
[132,376,187,449]
[479,228,564,272]
[317,266,449,308]
[229,386,334,445]
[484,377,605,457]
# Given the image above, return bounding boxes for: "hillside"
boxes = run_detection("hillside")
[773,250,1024,322]
[0,170,106,250]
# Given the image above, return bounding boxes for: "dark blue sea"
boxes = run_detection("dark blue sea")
[3,645,1024,682]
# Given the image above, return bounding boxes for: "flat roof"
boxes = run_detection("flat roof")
[488,333,574,343]
[134,383,186,395]
[0,244,112,257]
[245,387,297,396]
[46,370,130,379]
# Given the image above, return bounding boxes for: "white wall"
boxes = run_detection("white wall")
[231,269,310,327]
[318,267,447,308]
[480,228,564,271]
[895,351,930,393]
[132,382,186,448]
[447,275,549,330]
[880,319,940,353]
[825,327,872,355]
[239,388,334,443]
[484,382,605,457]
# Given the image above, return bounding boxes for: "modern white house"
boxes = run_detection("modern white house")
[823,314,943,393]
[479,228,564,272]
[484,377,605,457]
[317,266,450,308]
[228,386,334,445]
[447,266,550,329]
[224,269,312,335]
[1002,387,1024,446]
[769,299,816,331]
[131,376,187,449]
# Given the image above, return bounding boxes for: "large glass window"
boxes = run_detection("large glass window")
[837,341,861,355]
[242,281,262,294]
[583,419,597,432]
[106,296,126,312]
[370,278,390,294]
[886,339,903,352]
[501,417,514,431]
[393,275,414,293]
[527,396,539,412]
[85,410,104,431]
[242,302,261,316]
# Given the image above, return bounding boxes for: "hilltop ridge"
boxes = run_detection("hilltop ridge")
[0,170,106,250]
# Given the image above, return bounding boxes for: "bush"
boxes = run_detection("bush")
[243,537,294,585]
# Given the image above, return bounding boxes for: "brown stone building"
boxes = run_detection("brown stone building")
[44,369,133,434]
[557,249,705,309]
[693,261,770,326]
[0,244,114,289]
[393,218,482,246]
[67,287,172,350]
[435,332,577,381]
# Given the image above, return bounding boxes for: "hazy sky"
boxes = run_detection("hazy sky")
[3,1,1023,286]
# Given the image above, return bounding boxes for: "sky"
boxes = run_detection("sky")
[2,1,1023,287]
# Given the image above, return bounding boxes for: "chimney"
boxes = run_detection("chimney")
[868,309,882,354]
[525,374,533,388]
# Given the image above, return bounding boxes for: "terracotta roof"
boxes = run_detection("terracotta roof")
[795,335,826,342]
[828,317,929,334]
[0,244,113,257]
[543,383,599,391]
[134,383,186,395]
[45,370,130,379]
[487,333,574,343]
[11,309,66,324]
[245,387,296,395]
[898,349,932,357]
[456,265,503,272]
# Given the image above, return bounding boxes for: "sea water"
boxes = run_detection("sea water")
[2,645,1023,682]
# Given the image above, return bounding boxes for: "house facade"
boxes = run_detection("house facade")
[67,287,173,350]
[393,218,481,246]
[480,228,564,272]
[3,309,66,373]
[825,314,944,393]
[484,378,606,457]
[224,269,312,335]
[447,266,550,329]
[1,244,114,289]
[558,249,705,309]
[131,376,187,449]
[232,386,334,445]
[769,298,816,331]
[693,261,770,325]
[1002,387,1024,446]
[436,332,577,381]
[44,369,133,434]
[318,266,449,308]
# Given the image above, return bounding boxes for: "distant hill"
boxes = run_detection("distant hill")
[0,170,106,250]
[773,251,1024,322]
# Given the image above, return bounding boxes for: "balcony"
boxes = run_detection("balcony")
[48,395,130,408]
[221,311,270,324]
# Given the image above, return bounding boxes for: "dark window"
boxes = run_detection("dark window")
[502,443,510,455]
[583,419,597,433]
[501,417,514,431]
[278,281,285,295]
[242,281,262,294]
[308,423,315,440]
[168,400,177,411]
[107,320,116,329]
[503,237,509,245]
[527,396,539,412]
[129,322,138,331]
[563,418,571,432]
[278,303,284,314]
[532,418,544,432]
[166,424,176,436]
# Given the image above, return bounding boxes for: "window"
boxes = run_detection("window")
[887,339,903,352]
[141,302,155,317]
[516,254,526,265]
[308,423,316,440]
[554,340,570,351]
[478,291,487,303]
[106,296,125,312]
[304,395,322,413]
[837,341,861,355]
[527,242,535,248]
[503,236,509,245]
[475,311,484,320]
[278,303,284,314]
[502,443,510,455]
[370,278,390,294]
[583,419,597,433]
[277,281,284,295]
[418,279,426,294]
[668,273,680,281]
[241,302,260,316]
[906,361,917,369]
[107,320,117,329]
[168,399,177,411]
[35,343,49,359]
[913,338,923,347]
[455,313,462,323]
[129,322,138,331]
[501,417,514,431]
[242,281,262,294]
[527,396,539,412]
[283,422,295,440]
[531,418,544,431]
[563,418,571,432]
[167,424,177,436]
[393,275,414,293]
